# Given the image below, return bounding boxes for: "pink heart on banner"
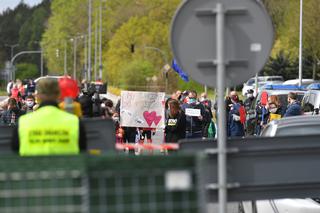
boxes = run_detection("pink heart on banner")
[154,114,162,125]
[143,111,162,127]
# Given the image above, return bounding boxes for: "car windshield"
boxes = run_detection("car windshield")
[254,92,305,110]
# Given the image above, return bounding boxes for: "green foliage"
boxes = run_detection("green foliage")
[105,16,169,87]
[15,63,39,80]
[0,0,50,71]
[119,59,155,90]
[5,0,320,92]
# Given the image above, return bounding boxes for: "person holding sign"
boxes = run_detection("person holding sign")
[165,99,186,142]
[181,90,209,139]
[11,78,87,156]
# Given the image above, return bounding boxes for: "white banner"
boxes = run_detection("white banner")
[120,91,165,128]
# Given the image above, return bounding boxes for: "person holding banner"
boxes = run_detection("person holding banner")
[165,99,186,142]
[181,90,209,139]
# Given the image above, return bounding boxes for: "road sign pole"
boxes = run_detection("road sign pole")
[216,3,227,213]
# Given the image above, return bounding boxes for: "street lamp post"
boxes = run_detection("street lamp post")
[88,0,92,81]
[10,50,43,81]
[64,41,67,75]
[99,0,105,80]
[94,10,98,81]
[5,43,19,60]
[71,35,85,80]
[299,0,303,87]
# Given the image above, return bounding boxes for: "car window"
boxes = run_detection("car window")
[247,79,255,86]
[276,124,320,136]
[266,77,284,81]
[302,93,313,113]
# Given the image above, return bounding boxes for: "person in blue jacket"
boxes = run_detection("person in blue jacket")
[284,92,302,117]
[227,92,245,137]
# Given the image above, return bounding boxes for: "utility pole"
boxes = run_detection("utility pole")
[64,41,67,75]
[88,0,92,81]
[84,35,87,80]
[73,38,77,79]
[298,0,303,87]
[94,10,98,81]
[99,0,103,80]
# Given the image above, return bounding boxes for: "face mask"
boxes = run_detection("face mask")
[113,116,120,122]
[26,101,34,107]
[269,108,277,113]
[101,103,106,108]
[188,98,196,104]
[247,94,253,98]
[201,97,208,102]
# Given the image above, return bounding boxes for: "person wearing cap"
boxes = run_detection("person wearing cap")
[58,77,83,117]
[11,78,87,156]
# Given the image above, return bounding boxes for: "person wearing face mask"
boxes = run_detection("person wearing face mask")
[260,95,282,128]
[102,99,114,119]
[181,90,209,139]
[244,89,255,135]
[1,98,22,126]
[227,91,245,137]
[22,95,36,114]
[200,92,213,138]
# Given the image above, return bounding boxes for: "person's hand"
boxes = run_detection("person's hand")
[232,114,240,121]
[198,115,203,120]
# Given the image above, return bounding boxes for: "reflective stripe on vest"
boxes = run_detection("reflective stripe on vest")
[19,106,79,156]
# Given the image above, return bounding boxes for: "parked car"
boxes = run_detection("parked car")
[260,115,320,137]
[34,75,68,83]
[242,76,284,96]
[240,116,320,213]
[254,84,306,113]
[283,79,318,87]
[242,198,320,213]
[301,90,320,115]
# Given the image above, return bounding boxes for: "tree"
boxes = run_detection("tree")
[15,63,38,80]
[105,16,169,87]
[119,59,155,90]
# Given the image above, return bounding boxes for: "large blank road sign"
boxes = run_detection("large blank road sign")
[171,0,274,87]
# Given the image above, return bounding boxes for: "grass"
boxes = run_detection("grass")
[0,90,8,96]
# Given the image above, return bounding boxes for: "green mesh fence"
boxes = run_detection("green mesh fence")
[0,155,198,213]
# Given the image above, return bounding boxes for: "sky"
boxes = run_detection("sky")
[0,0,43,14]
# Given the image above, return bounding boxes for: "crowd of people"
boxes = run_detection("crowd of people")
[0,77,304,156]
[244,89,302,136]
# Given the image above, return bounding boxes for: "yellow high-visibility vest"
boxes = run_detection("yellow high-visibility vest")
[19,106,79,156]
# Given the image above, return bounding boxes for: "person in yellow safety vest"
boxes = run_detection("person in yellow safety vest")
[11,78,87,156]
[58,77,83,117]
